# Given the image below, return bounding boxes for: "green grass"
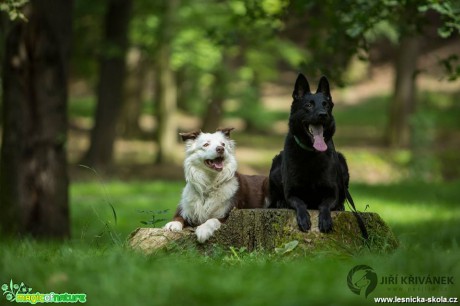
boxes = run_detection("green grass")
[69,96,96,118]
[70,180,182,243]
[334,91,460,131]
[2,180,460,306]
[420,91,460,130]
[335,95,389,129]
[68,90,460,131]
[29,88,460,305]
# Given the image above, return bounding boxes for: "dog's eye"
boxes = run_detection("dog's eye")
[221,142,226,147]
[203,143,209,147]
[306,101,314,108]
[322,101,329,108]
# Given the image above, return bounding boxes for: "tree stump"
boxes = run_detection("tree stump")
[128,209,398,255]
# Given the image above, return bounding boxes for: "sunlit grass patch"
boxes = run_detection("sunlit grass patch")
[68,96,96,118]
[360,201,460,225]
[70,180,183,243]
[351,181,460,249]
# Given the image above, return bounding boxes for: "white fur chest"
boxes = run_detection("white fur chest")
[180,176,239,225]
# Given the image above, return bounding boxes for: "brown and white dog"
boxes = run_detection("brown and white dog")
[164,128,268,242]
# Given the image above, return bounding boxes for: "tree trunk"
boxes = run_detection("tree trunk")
[0,0,73,239]
[82,0,132,169]
[118,47,146,139]
[128,209,399,254]
[242,74,265,133]
[0,16,11,126]
[154,0,179,165]
[386,35,420,148]
[201,66,228,132]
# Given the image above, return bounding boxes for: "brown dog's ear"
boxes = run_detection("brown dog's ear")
[217,127,235,138]
[179,130,201,142]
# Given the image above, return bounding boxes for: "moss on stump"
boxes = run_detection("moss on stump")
[128,209,398,255]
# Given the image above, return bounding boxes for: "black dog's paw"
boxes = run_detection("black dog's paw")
[319,211,333,233]
[297,211,311,232]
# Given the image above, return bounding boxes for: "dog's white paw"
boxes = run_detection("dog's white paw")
[164,221,183,231]
[195,218,221,243]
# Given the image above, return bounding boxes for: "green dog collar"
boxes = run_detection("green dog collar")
[293,135,314,151]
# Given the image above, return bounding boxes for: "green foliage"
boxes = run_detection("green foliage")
[0,0,28,21]
[274,240,299,255]
[373,0,460,81]
[126,0,303,125]
[289,0,385,83]
[290,0,460,84]
[438,54,460,81]
[68,0,460,127]
[138,209,169,227]
[171,29,222,71]
[419,0,460,38]
[224,246,247,262]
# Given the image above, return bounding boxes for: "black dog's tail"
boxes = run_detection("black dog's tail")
[345,188,369,243]
[330,140,369,246]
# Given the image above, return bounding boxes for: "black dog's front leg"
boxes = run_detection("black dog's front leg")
[287,196,311,232]
[318,196,336,233]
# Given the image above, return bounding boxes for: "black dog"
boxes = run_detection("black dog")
[269,74,349,233]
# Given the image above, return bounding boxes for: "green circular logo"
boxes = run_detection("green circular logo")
[347,265,378,298]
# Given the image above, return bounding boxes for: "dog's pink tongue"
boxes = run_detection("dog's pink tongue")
[213,159,224,171]
[310,124,327,152]
[214,160,224,171]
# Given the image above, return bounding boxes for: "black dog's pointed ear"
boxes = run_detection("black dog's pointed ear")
[292,73,310,100]
[316,76,331,96]
[179,130,201,141]
[217,127,234,138]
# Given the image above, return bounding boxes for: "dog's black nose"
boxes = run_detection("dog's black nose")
[318,111,328,120]
[216,146,224,154]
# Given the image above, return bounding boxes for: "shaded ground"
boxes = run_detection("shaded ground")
[67,39,460,183]
[69,86,460,183]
